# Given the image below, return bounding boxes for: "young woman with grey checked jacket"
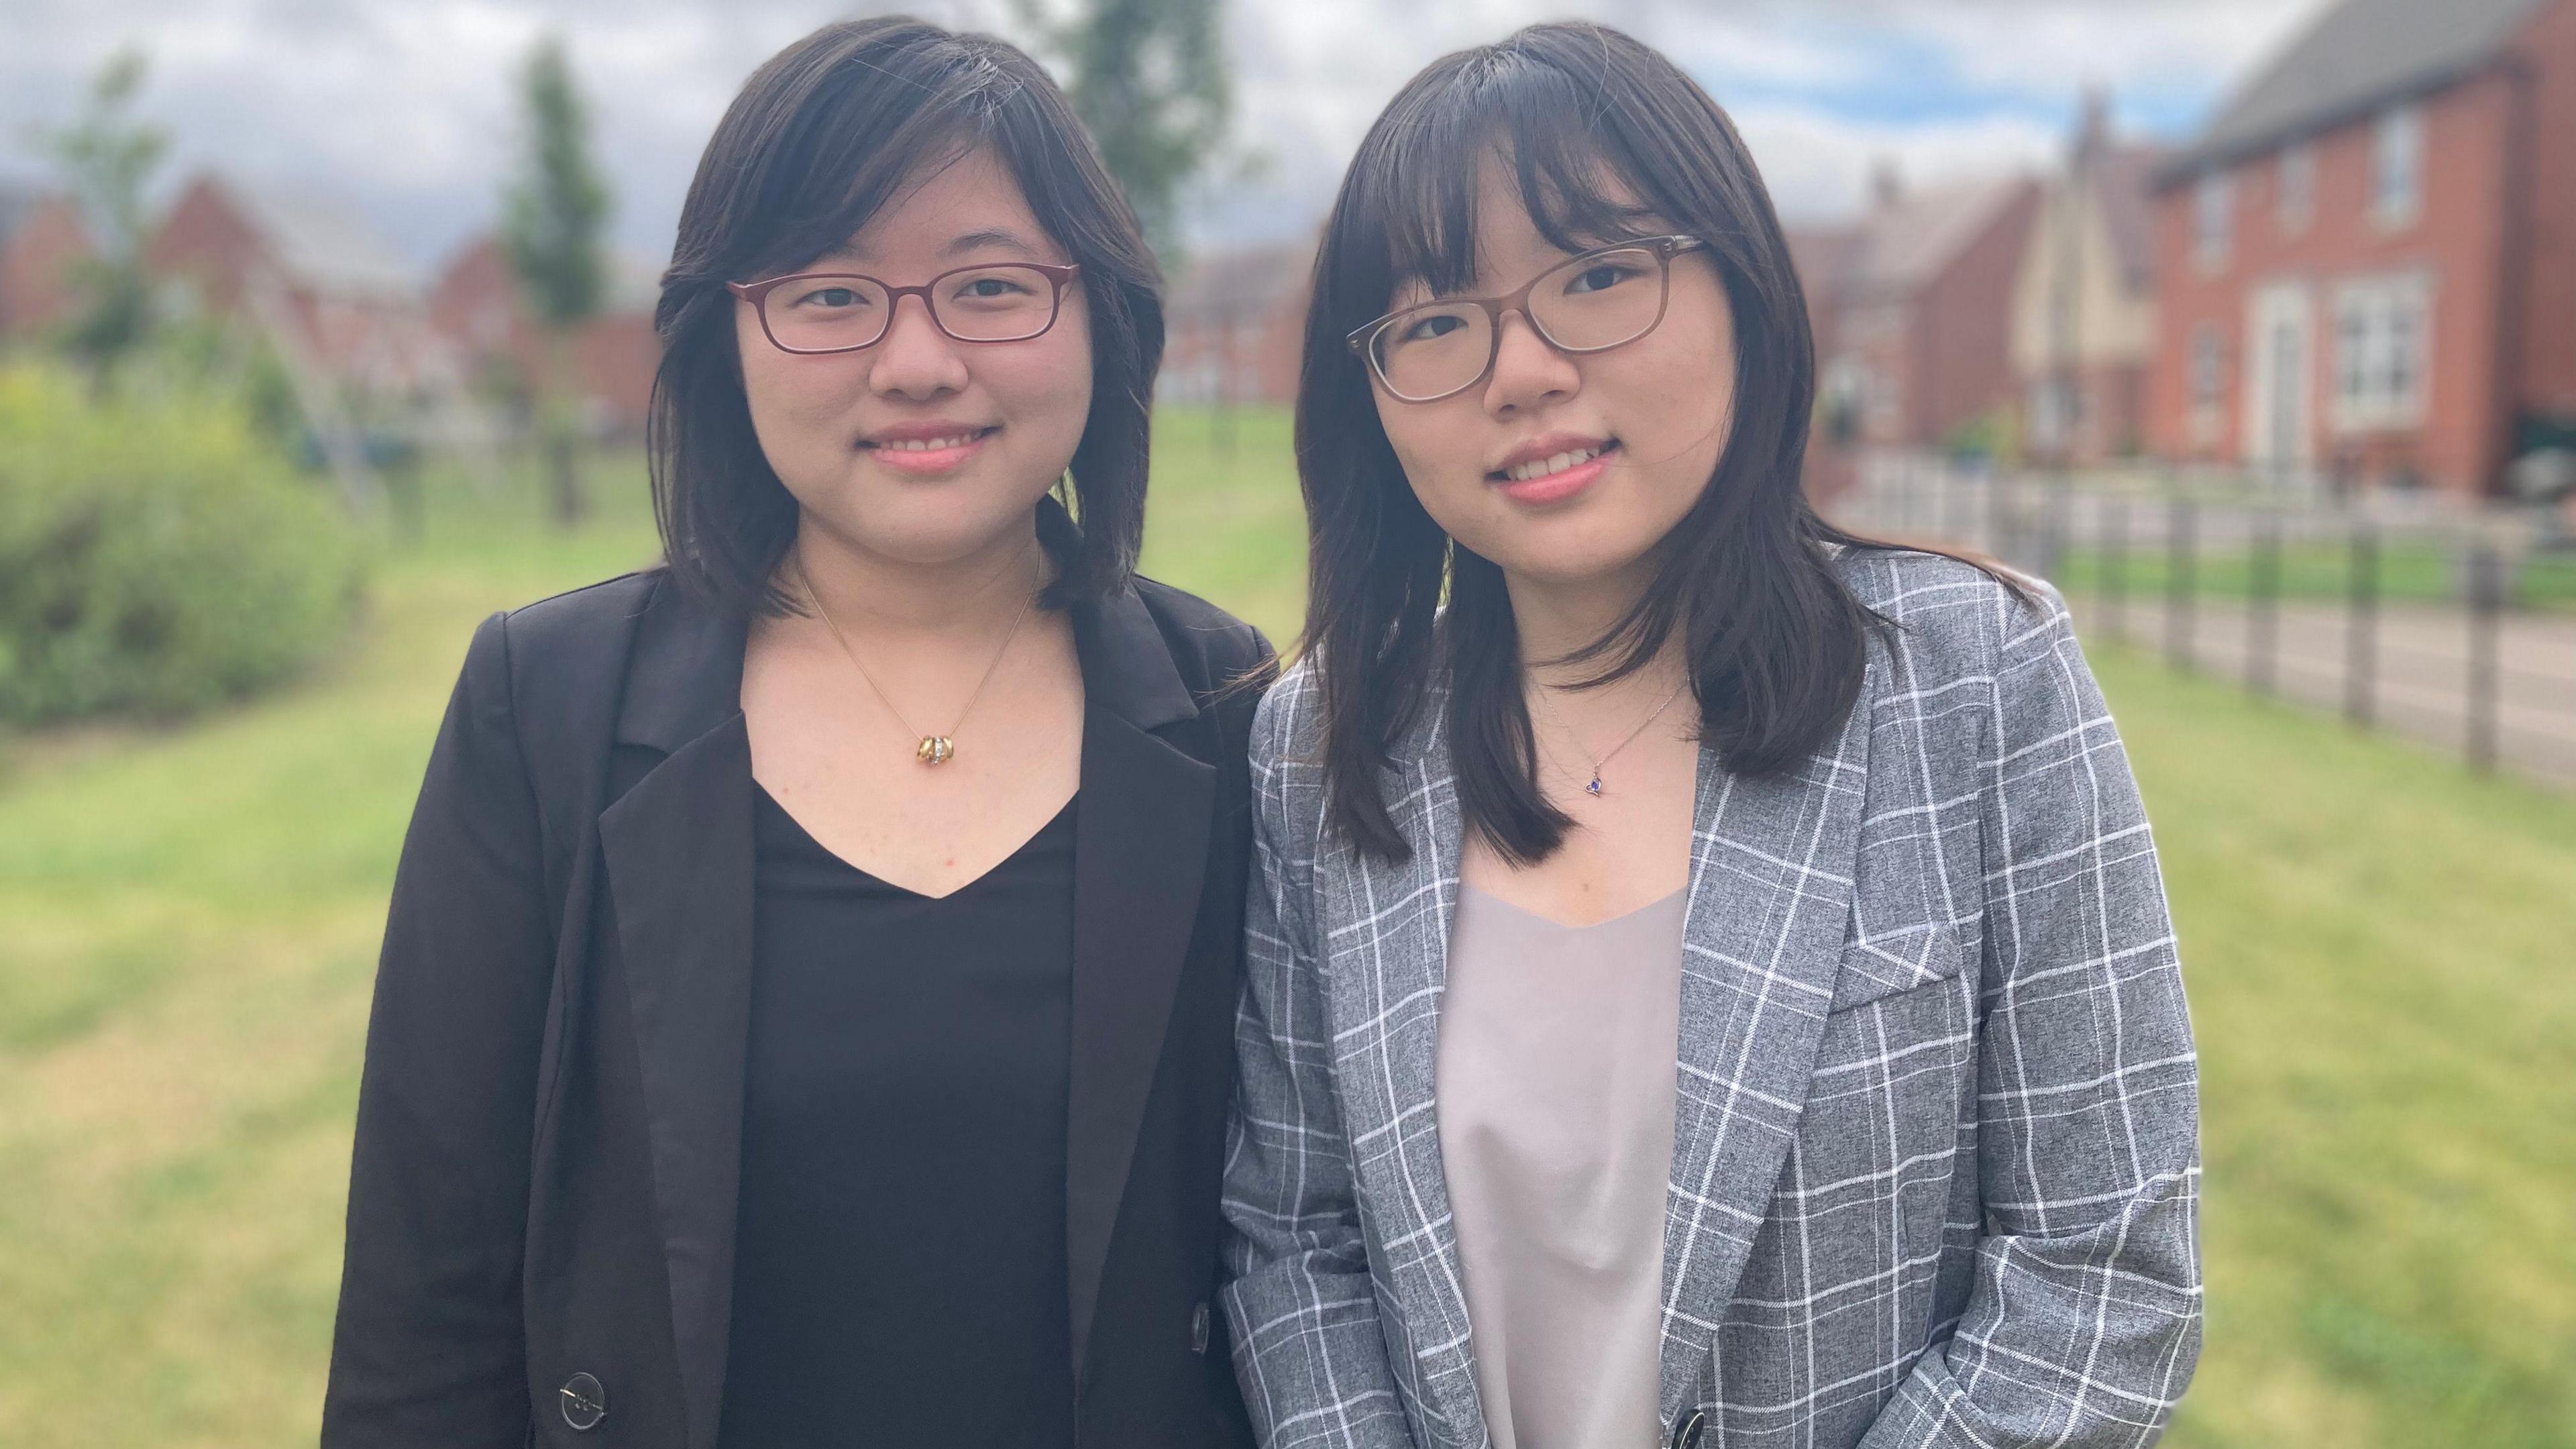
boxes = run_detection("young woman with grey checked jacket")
[1220,23,2202,1449]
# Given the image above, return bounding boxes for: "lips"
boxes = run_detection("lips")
[1498,442,1612,484]
[858,423,1000,476]
[1487,435,1620,505]
[861,425,999,452]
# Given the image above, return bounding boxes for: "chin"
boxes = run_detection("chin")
[859,485,1051,559]
[1462,516,1660,590]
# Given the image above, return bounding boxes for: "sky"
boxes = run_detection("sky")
[0,0,2335,280]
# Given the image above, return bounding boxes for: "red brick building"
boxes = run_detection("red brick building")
[1797,167,2043,451]
[1159,239,1312,408]
[148,172,460,399]
[427,234,661,438]
[0,188,91,343]
[2145,0,2576,499]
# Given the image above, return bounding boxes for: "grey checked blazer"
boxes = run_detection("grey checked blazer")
[1220,548,2202,1449]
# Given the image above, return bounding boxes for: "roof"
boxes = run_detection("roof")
[198,176,419,299]
[1165,239,1316,321]
[430,233,663,321]
[0,184,65,250]
[2090,144,2163,288]
[2167,0,2549,176]
[1785,225,1864,309]
[1841,177,2034,303]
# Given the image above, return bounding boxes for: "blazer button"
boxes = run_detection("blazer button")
[1189,1301,1211,1355]
[559,1373,608,1432]
[1664,1407,1707,1449]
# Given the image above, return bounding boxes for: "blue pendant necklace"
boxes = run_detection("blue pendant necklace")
[1529,670,1688,800]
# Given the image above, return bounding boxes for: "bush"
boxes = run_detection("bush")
[0,360,368,724]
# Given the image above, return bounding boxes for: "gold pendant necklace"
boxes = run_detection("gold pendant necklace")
[797,547,1037,767]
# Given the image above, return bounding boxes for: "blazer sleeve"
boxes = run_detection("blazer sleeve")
[323,610,555,1447]
[1862,581,2204,1448]
[1219,680,1421,1449]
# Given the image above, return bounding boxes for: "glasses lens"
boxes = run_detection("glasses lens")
[1528,247,1668,352]
[930,264,1061,341]
[763,276,892,352]
[1373,305,1491,400]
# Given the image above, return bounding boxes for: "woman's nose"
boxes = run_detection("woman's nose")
[866,294,971,399]
[1481,310,1578,414]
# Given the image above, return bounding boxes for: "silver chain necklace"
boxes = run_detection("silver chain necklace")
[1527,669,1688,798]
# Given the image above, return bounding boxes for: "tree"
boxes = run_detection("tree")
[36,48,169,383]
[500,35,610,529]
[1022,0,1231,263]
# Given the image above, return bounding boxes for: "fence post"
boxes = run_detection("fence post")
[2249,506,2281,696]
[2347,517,2379,727]
[2104,498,2129,644]
[2467,539,2504,773]
[2040,474,2068,584]
[2167,492,2196,671]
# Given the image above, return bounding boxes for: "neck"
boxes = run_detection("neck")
[1503,560,1668,687]
[790,508,1043,637]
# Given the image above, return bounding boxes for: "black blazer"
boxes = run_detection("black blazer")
[322,557,1270,1449]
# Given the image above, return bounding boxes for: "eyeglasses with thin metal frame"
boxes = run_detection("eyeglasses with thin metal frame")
[727,262,1084,355]
[1345,235,1710,403]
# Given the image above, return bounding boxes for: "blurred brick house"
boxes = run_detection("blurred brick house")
[2010,93,2162,464]
[2146,0,2576,500]
[1159,239,1312,407]
[1784,227,1866,504]
[428,235,661,439]
[147,172,460,400]
[1796,166,2043,451]
[0,186,91,342]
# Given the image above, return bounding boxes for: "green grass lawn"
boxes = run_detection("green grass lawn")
[1,408,2569,1446]
[2049,535,2576,614]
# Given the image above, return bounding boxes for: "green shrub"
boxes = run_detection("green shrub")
[0,360,367,724]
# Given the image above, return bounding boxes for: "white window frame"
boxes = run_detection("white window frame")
[2278,142,2315,234]
[2331,272,2432,431]
[2373,103,2424,229]
[2195,171,2234,270]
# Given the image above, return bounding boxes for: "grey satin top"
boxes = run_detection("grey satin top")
[1436,882,1687,1449]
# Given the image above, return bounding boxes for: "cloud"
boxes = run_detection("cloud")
[0,0,2333,271]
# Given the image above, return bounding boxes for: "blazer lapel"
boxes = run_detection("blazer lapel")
[596,582,754,1449]
[1341,701,1485,1449]
[592,561,1229,1440]
[1063,586,1216,1389]
[1333,671,1874,1442]
[1654,678,1874,1417]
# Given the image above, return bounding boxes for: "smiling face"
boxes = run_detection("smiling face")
[1369,152,1737,595]
[734,146,1093,572]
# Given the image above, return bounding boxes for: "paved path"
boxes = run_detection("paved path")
[1825,461,2576,792]
[2065,594,2576,790]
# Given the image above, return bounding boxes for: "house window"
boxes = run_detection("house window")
[2188,323,2226,445]
[2374,103,2424,227]
[2190,325,2225,407]
[2279,143,2315,233]
[2333,275,2430,429]
[2195,171,2233,268]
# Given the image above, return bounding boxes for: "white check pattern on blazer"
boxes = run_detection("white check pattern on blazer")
[1220,548,2202,1449]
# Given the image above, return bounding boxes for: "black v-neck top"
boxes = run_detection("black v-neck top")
[718,784,1080,1448]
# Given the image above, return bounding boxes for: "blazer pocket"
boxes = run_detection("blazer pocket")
[1826,924,1968,1014]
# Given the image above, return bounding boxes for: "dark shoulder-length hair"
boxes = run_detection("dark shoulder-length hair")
[1298,20,2030,864]
[650,15,1163,616]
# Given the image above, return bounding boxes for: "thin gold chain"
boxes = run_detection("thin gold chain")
[1528,667,1688,798]
[795,544,1038,754]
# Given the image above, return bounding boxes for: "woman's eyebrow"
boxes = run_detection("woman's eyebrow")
[941,227,1044,259]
